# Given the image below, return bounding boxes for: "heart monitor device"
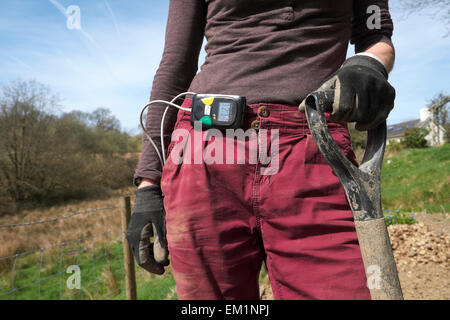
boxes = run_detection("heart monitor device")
[190,94,246,130]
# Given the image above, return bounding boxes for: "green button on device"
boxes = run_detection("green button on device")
[199,116,212,126]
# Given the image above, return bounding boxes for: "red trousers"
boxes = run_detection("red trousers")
[160,99,371,300]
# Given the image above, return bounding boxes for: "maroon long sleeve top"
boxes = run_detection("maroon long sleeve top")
[135,0,394,185]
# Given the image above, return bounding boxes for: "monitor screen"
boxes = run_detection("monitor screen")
[218,102,231,122]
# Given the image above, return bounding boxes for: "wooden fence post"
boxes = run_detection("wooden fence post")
[120,196,137,300]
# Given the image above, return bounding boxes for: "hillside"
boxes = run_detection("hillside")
[382,144,450,212]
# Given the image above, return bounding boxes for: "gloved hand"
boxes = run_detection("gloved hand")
[300,54,395,131]
[126,185,169,275]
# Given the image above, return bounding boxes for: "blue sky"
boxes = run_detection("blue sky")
[0,0,449,133]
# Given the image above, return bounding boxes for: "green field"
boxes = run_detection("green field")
[0,242,177,300]
[381,144,450,213]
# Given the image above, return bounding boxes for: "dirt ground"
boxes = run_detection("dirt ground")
[260,212,449,300]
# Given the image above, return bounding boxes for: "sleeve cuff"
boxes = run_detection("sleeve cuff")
[354,34,393,53]
[133,170,162,187]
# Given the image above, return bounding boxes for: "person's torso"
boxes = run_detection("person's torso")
[189,0,353,105]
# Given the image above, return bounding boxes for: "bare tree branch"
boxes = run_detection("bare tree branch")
[393,0,450,36]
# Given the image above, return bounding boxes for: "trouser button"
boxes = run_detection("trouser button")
[250,120,260,130]
[258,105,270,117]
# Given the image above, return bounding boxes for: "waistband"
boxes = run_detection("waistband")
[178,98,348,134]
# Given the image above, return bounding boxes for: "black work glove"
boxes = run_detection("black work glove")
[300,54,395,131]
[126,185,169,275]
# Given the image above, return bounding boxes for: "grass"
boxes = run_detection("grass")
[0,239,178,300]
[0,187,178,300]
[384,209,417,226]
[381,144,450,213]
[0,241,123,300]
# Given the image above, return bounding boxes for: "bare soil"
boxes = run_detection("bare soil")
[391,213,449,300]
[260,212,449,300]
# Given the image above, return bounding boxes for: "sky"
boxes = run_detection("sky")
[0,0,449,133]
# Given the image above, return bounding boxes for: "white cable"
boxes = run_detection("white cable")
[140,103,164,166]
[160,92,197,163]
[139,93,195,168]
[161,106,170,164]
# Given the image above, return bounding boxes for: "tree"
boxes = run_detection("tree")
[395,0,450,35]
[427,92,450,144]
[91,107,121,131]
[0,80,139,211]
[62,110,92,126]
[0,80,59,204]
[403,127,429,148]
[63,108,121,131]
[397,0,450,11]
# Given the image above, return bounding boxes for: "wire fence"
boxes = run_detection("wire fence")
[0,206,121,229]
[0,201,133,300]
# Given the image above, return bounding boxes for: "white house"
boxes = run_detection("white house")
[387,108,447,146]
